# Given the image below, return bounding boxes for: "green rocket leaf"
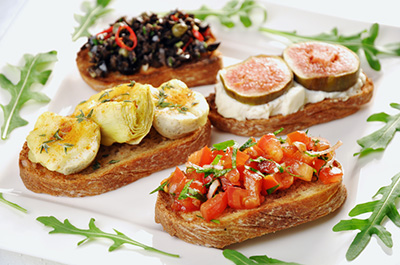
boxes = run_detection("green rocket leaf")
[37,216,179,258]
[333,172,400,260]
[354,103,400,156]
[72,0,113,41]
[0,51,57,140]
[259,23,400,71]
[223,249,303,265]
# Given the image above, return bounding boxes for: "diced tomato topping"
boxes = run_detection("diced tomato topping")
[156,130,343,221]
[282,145,315,165]
[262,175,280,195]
[187,146,213,166]
[225,168,241,186]
[257,134,283,162]
[220,147,250,170]
[284,159,314,181]
[319,166,343,184]
[244,144,264,159]
[242,169,264,206]
[312,157,327,173]
[286,131,311,147]
[227,186,253,209]
[258,159,278,174]
[273,172,294,190]
[200,192,228,221]
[167,167,187,195]
[171,196,201,212]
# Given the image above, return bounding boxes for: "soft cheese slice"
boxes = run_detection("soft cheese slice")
[26,111,101,175]
[152,79,209,139]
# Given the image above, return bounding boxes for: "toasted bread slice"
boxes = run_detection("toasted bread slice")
[19,120,211,197]
[76,47,223,92]
[207,76,373,136]
[155,173,346,248]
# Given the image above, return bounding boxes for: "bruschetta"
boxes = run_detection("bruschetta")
[154,130,347,248]
[76,10,223,91]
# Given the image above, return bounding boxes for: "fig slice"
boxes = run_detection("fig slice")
[283,41,360,92]
[219,55,294,105]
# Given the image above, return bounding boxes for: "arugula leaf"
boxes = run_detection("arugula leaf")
[332,172,400,261]
[259,23,400,71]
[72,0,113,41]
[354,103,400,156]
[189,0,267,28]
[37,216,179,258]
[223,249,303,265]
[0,51,57,140]
[0,193,27,213]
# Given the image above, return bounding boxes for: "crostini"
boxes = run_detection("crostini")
[207,41,374,136]
[19,79,211,197]
[154,130,347,248]
[76,10,223,92]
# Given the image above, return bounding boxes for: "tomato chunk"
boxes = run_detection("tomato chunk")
[257,134,283,162]
[284,159,314,181]
[167,167,187,195]
[200,192,228,221]
[171,196,201,212]
[262,175,280,195]
[222,148,250,169]
[319,166,343,184]
[227,186,250,209]
[286,131,311,146]
[187,146,213,166]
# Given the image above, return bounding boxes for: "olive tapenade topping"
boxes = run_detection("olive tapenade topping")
[85,10,220,78]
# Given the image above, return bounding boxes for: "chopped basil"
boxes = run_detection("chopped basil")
[191,166,231,179]
[232,147,238,169]
[273,127,284,135]
[213,140,236,151]
[266,184,280,195]
[250,157,284,173]
[211,154,223,165]
[150,180,168,194]
[178,179,206,202]
[244,165,265,177]
[239,138,256,151]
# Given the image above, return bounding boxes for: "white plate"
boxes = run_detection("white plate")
[1,0,400,264]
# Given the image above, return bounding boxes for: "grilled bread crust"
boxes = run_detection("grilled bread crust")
[155,173,347,248]
[19,120,211,197]
[76,47,223,92]
[207,76,373,136]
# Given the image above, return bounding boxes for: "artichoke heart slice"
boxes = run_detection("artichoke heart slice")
[73,82,155,146]
[26,111,101,175]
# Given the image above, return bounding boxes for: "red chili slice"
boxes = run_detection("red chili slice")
[192,28,204,42]
[115,25,137,51]
[96,26,113,39]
